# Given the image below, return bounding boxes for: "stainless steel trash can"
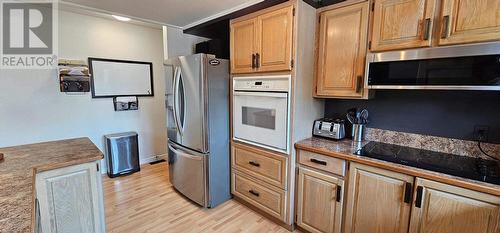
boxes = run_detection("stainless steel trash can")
[104,132,140,178]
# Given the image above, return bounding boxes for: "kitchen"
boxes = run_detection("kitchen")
[0,0,499,233]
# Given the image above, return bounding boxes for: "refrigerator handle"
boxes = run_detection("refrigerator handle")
[179,68,186,130]
[168,143,204,161]
[173,66,183,135]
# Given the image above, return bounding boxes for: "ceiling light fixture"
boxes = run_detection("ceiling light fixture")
[112,15,131,22]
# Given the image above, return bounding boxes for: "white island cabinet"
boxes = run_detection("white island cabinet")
[35,161,105,233]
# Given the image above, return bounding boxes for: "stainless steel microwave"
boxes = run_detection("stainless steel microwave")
[366,42,500,91]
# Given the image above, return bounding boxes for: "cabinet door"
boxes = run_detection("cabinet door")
[438,0,500,45]
[256,5,294,72]
[36,162,105,233]
[316,2,369,98]
[230,18,258,74]
[296,166,344,233]
[371,0,437,51]
[344,163,414,233]
[409,178,500,233]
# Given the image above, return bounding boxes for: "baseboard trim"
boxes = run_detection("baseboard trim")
[139,153,167,165]
[101,153,167,174]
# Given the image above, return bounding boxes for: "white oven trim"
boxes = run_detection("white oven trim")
[232,75,292,155]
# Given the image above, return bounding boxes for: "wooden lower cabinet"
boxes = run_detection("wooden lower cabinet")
[230,143,289,224]
[35,161,105,233]
[344,163,413,233]
[296,166,344,233]
[409,178,500,233]
[232,169,287,221]
[232,143,288,189]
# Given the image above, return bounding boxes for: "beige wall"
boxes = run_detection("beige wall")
[0,10,205,170]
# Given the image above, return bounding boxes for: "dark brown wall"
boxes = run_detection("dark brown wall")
[324,90,500,144]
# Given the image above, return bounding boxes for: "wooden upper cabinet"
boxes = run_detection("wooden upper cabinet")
[409,178,500,233]
[296,166,344,233]
[344,163,413,233]
[230,5,294,74]
[370,0,437,51]
[316,2,369,98]
[230,18,258,73]
[257,6,294,72]
[438,0,500,45]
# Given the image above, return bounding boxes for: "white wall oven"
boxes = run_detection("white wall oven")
[233,75,291,154]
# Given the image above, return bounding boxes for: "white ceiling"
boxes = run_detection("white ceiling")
[61,0,263,29]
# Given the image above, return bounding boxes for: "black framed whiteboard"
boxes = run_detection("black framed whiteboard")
[89,57,154,98]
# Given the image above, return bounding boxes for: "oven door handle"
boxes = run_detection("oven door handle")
[233,91,288,98]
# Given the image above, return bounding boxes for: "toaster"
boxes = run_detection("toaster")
[312,118,346,140]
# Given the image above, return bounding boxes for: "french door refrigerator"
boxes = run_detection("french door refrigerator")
[165,54,230,208]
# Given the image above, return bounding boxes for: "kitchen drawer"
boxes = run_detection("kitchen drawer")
[298,150,346,177]
[232,170,286,221]
[232,144,287,189]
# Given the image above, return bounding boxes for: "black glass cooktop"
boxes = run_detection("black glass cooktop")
[356,142,500,185]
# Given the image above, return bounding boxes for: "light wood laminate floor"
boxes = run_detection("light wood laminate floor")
[103,163,293,233]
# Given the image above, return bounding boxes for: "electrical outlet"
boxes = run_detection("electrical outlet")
[473,125,490,142]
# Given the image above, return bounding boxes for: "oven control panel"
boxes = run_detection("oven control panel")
[233,75,290,92]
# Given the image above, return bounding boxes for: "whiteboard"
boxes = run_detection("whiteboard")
[89,58,154,98]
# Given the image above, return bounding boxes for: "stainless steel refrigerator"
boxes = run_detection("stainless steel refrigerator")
[165,54,230,208]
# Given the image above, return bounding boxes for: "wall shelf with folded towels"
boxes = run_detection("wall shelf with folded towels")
[58,59,91,93]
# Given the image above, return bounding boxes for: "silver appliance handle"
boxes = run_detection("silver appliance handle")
[168,143,204,161]
[173,66,183,135]
[233,91,288,98]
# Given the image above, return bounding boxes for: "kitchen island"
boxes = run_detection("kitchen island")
[0,138,104,233]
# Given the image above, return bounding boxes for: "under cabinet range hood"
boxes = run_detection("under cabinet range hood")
[366,42,500,91]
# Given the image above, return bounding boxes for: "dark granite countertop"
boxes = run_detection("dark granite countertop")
[0,138,103,233]
[295,137,500,196]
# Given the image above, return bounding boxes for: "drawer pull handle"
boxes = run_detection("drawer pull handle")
[310,158,327,166]
[404,182,413,204]
[249,190,260,197]
[336,185,342,202]
[252,54,256,69]
[248,161,260,167]
[415,186,423,208]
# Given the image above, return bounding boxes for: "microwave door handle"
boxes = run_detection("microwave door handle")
[173,67,183,135]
